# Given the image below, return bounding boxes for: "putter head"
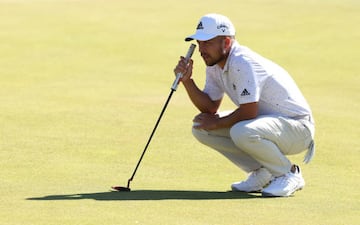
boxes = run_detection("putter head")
[111,186,131,192]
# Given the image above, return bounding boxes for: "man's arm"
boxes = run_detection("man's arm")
[193,102,258,130]
[174,57,221,114]
[182,78,221,114]
[218,102,258,127]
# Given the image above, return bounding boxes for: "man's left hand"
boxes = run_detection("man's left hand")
[193,113,220,130]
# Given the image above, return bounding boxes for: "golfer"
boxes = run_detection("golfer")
[174,13,315,197]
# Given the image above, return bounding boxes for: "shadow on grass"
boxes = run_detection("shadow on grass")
[27,190,261,201]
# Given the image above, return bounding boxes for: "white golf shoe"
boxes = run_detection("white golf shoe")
[262,165,305,197]
[231,167,272,193]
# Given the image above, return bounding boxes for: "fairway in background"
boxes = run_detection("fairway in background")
[0,0,359,224]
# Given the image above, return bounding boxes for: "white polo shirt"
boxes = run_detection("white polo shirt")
[203,41,313,119]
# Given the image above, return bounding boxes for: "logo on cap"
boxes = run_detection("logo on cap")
[217,24,229,32]
[196,22,204,30]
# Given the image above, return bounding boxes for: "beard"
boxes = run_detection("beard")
[201,47,228,66]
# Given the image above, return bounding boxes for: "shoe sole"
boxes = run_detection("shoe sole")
[261,186,304,197]
[231,182,272,193]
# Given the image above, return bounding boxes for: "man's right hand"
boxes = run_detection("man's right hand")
[173,56,194,83]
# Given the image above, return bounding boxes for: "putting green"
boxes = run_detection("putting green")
[0,0,359,224]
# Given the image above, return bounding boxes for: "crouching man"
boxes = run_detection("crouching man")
[174,13,315,197]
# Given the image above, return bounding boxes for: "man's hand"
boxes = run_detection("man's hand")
[173,57,194,83]
[193,113,220,130]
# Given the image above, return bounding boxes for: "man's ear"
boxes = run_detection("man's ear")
[223,36,232,49]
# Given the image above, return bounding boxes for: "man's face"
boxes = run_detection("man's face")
[197,36,228,67]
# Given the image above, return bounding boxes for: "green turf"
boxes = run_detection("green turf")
[0,0,359,224]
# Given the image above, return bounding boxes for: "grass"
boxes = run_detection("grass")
[0,0,359,224]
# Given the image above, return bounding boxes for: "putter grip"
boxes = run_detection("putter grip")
[171,43,196,91]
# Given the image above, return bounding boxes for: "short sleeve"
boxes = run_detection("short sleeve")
[231,59,262,105]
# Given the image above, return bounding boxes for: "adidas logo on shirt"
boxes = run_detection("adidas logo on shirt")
[240,89,250,96]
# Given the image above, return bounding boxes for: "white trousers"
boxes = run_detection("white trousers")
[192,114,315,176]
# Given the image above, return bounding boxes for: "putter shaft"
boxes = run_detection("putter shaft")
[123,44,196,190]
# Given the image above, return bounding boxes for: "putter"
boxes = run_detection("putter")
[112,44,196,192]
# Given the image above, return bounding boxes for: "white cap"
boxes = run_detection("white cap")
[185,14,235,41]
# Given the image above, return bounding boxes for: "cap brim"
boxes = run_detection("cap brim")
[185,33,217,42]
